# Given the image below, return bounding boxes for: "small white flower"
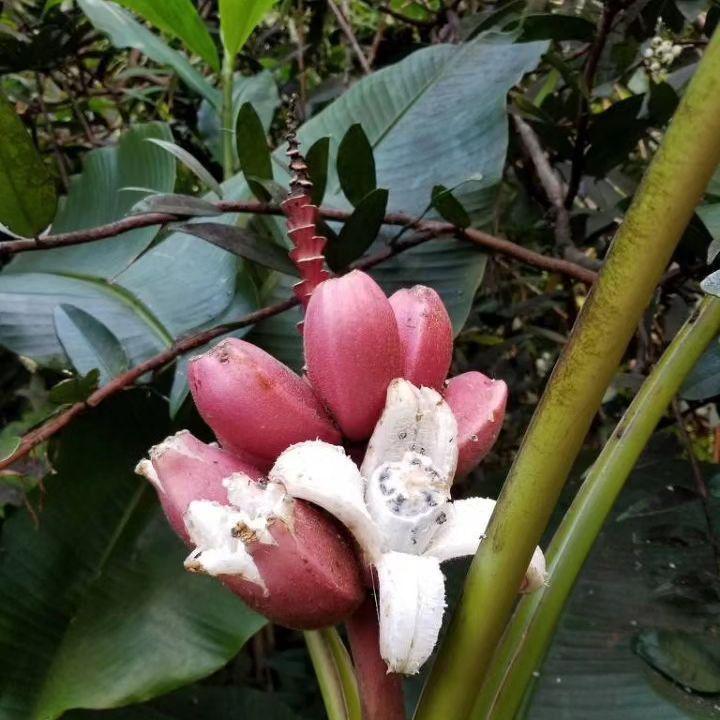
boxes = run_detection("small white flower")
[269,379,547,674]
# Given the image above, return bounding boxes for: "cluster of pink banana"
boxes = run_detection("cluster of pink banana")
[136,270,546,674]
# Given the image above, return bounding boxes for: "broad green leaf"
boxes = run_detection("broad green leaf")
[0,435,21,462]
[0,92,57,237]
[0,393,265,720]
[681,339,720,401]
[586,95,647,176]
[527,442,720,719]
[337,123,376,207]
[115,0,219,70]
[306,136,331,205]
[77,0,219,107]
[147,139,223,198]
[219,0,277,57]
[698,203,720,243]
[708,166,720,197]
[326,188,389,271]
[633,631,720,694]
[178,222,298,276]
[236,102,273,200]
[432,185,471,229]
[131,193,222,217]
[49,369,100,403]
[701,269,720,297]
[247,37,546,368]
[0,124,238,380]
[54,304,129,385]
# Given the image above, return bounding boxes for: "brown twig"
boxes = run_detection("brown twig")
[564,2,622,208]
[328,0,372,74]
[0,229,467,472]
[0,200,597,284]
[513,113,601,271]
[0,297,297,473]
[367,12,387,68]
[55,70,99,147]
[513,113,571,248]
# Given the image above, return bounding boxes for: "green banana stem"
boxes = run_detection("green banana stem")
[221,49,235,180]
[473,294,720,719]
[415,28,720,720]
[305,628,362,720]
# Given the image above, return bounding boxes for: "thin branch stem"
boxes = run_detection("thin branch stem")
[564,2,621,208]
[512,113,600,271]
[328,0,372,75]
[0,297,297,473]
[671,398,720,573]
[0,230,449,472]
[0,201,597,285]
[415,28,720,720]
[472,295,720,720]
[35,73,70,193]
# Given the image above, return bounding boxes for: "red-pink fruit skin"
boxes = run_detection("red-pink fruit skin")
[444,371,508,477]
[148,433,365,629]
[188,338,341,470]
[304,271,403,441]
[223,502,365,628]
[389,285,453,391]
[346,597,405,720]
[150,431,260,542]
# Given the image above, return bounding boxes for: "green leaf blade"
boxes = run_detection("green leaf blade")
[131,193,222,217]
[177,222,298,276]
[431,185,471,229]
[0,92,57,237]
[54,304,129,385]
[236,102,273,200]
[306,136,331,206]
[77,0,219,106]
[337,124,376,207]
[326,188,389,271]
[146,139,223,198]
[0,394,265,719]
[114,0,219,70]
[219,0,277,57]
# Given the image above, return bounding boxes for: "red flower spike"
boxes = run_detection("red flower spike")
[280,124,330,309]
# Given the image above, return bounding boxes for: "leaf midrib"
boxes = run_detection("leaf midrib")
[54,270,174,348]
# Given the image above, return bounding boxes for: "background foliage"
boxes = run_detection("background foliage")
[1,0,720,718]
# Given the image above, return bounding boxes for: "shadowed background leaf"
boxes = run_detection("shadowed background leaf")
[0,392,265,720]
[0,92,57,237]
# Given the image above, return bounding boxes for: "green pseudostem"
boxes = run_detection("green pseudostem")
[474,294,720,719]
[415,27,720,720]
